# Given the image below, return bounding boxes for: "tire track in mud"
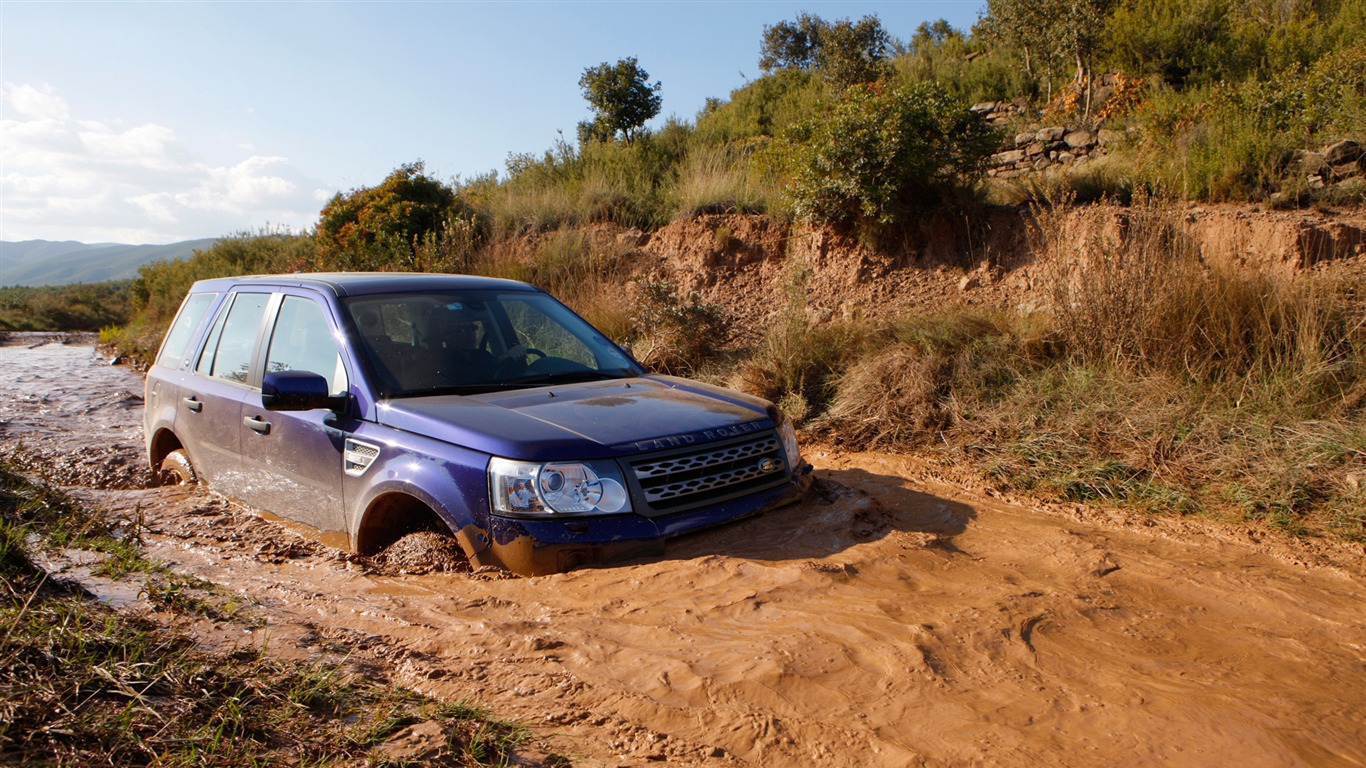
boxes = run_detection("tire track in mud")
[5,338,1366,767]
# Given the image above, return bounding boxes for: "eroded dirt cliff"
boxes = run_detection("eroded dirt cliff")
[612,204,1366,345]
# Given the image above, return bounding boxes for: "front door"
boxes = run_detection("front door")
[237,294,350,540]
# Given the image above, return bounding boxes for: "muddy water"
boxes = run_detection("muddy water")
[5,338,1365,767]
[0,335,150,488]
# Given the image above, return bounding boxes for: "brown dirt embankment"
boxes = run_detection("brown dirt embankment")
[612,204,1366,344]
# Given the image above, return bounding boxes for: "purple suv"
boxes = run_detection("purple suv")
[143,273,811,575]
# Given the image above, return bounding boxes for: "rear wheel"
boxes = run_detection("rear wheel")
[158,449,197,486]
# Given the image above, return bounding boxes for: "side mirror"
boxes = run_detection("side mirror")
[262,370,348,412]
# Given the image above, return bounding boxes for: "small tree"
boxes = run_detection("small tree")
[578,57,663,142]
[815,15,893,90]
[759,12,825,71]
[759,13,892,90]
[980,0,1114,107]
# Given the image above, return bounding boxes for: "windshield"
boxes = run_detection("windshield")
[343,289,641,396]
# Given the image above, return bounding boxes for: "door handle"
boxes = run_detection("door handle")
[243,416,271,435]
[182,397,203,413]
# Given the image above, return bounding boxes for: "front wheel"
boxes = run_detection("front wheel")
[158,449,197,486]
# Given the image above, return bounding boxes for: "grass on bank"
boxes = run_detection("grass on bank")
[0,459,547,766]
[739,198,1366,541]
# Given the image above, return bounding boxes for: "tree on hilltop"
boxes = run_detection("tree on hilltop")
[759,13,892,90]
[979,0,1114,102]
[817,15,893,90]
[759,12,825,71]
[578,57,663,143]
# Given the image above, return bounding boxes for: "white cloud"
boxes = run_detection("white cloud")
[3,83,68,121]
[0,82,323,243]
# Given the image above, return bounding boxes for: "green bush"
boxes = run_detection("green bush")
[691,69,825,149]
[1131,41,1365,202]
[779,82,999,233]
[315,161,476,270]
[893,20,1031,104]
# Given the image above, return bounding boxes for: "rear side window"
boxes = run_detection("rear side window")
[264,296,348,395]
[197,292,270,385]
[156,293,216,369]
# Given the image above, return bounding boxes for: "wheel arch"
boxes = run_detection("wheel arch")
[148,428,185,470]
[354,487,489,560]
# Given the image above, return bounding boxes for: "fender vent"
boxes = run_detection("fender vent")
[344,439,381,477]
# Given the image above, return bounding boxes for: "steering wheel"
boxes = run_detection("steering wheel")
[494,347,546,378]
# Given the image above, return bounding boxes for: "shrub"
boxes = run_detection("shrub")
[819,311,1049,445]
[669,143,783,218]
[0,282,132,333]
[629,278,728,375]
[488,125,689,234]
[893,20,1031,104]
[779,82,999,234]
[1130,42,1366,202]
[988,154,1137,206]
[315,162,474,270]
[691,69,825,148]
[731,313,874,424]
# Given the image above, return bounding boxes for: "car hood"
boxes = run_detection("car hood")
[373,376,774,461]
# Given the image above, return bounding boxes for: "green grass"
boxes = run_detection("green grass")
[0,458,554,766]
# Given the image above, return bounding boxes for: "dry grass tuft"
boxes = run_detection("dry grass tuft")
[821,344,952,445]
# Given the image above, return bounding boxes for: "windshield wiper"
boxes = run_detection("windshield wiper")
[387,370,635,397]
[497,369,634,388]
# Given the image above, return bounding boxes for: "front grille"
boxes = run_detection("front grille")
[628,432,788,514]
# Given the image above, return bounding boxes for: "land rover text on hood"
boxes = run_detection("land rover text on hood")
[143,273,812,575]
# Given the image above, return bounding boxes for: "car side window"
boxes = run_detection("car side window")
[156,293,216,369]
[197,292,270,385]
[264,296,348,395]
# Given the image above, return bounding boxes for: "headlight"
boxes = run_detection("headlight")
[488,457,631,516]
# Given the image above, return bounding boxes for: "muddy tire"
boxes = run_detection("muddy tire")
[158,449,197,486]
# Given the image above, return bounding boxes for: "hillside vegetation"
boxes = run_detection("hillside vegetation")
[100,0,1365,541]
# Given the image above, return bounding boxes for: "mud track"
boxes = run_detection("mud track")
[3,337,1364,767]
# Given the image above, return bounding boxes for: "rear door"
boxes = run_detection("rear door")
[144,291,219,450]
[177,290,271,498]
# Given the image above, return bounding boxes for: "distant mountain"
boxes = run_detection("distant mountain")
[0,238,220,287]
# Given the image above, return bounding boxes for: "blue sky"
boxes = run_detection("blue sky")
[2,1,987,244]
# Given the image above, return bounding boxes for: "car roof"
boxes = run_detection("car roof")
[188,272,539,297]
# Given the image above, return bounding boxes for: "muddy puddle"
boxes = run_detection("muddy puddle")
[4,337,1365,767]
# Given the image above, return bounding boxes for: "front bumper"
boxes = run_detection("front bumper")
[473,462,814,575]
